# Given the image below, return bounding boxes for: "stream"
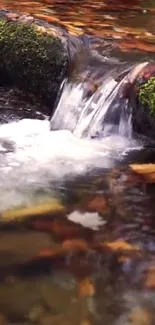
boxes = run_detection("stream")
[0,1,155,325]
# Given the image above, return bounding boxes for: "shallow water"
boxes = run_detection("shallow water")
[1,0,155,54]
[0,102,154,325]
[0,1,155,325]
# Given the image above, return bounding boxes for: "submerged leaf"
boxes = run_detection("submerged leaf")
[128,307,152,325]
[78,278,95,297]
[62,239,88,252]
[130,164,155,182]
[145,266,155,288]
[1,199,66,221]
[105,240,140,251]
[86,196,109,214]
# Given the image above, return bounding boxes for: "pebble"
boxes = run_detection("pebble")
[28,305,46,322]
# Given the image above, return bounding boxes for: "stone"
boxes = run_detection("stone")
[0,10,68,108]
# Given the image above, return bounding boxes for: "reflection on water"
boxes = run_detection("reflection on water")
[1,162,155,325]
[1,0,155,53]
[0,0,155,324]
[0,116,154,324]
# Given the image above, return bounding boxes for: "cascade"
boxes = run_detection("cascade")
[50,47,148,140]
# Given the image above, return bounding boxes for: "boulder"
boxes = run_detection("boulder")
[131,63,155,140]
[0,9,69,109]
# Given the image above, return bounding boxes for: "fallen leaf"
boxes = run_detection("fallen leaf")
[38,247,63,258]
[145,266,155,288]
[118,255,130,263]
[130,164,155,183]
[104,240,140,251]
[130,164,155,174]
[1,199,66,221]
[80,320,91,325]
[62,239,88,252]
[86,196,109,214]
[128,307,152,325]
[78,278,95,296]
[32,219,80,238]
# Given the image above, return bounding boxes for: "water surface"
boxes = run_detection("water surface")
[1,0,155,53]
[0,1,155,325]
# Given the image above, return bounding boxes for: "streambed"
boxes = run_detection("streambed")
[0,84,154,325]
[0,1,155,325]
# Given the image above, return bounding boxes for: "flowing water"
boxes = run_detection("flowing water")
[0,1,155,325]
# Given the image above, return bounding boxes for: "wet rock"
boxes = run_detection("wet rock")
[38,314,72,325]
[39,313,56,325]
[28,305,46,322]
[38,277,81,324]
[0,230,59,270]
[0,280,43,320]
[131,63,155,140]
[0,87,49,121]
[0,10,68,108]
[0,313,7,325]
[6,322,36,325]
[0,274,76,321]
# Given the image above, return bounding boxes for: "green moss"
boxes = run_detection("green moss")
[139,76,155,116]
[0,19,67,106]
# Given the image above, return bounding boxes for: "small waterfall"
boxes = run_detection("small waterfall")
[50,48,148,140]
[0,49,146,210]
[51,76,117,134]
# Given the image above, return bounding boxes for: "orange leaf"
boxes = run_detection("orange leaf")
[87,196,108,214]
[80,320,91,325]
[105,240,139,251]
[145,266,155,288]
[130,164,155,183]
[62,239,88,252]
[130,164,155,174]
[78,278,95,297]
[1,199,65,221]
[128,307,152,324]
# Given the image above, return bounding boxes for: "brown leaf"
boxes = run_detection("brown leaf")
[104,240,140,251]
[62,239,88,252]
[32,219,80,238]
[38,248,61,258]
[145,266,155,288]
[128,307,152,325]
[80,320,91,325]
[1,199,66,222]
[78,278,95,297]
[87,196,108,214]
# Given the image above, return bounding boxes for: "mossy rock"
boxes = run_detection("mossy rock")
[0,18,68,107]
[139,77,155,116]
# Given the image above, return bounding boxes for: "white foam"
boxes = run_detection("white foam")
[0,118,141,212]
